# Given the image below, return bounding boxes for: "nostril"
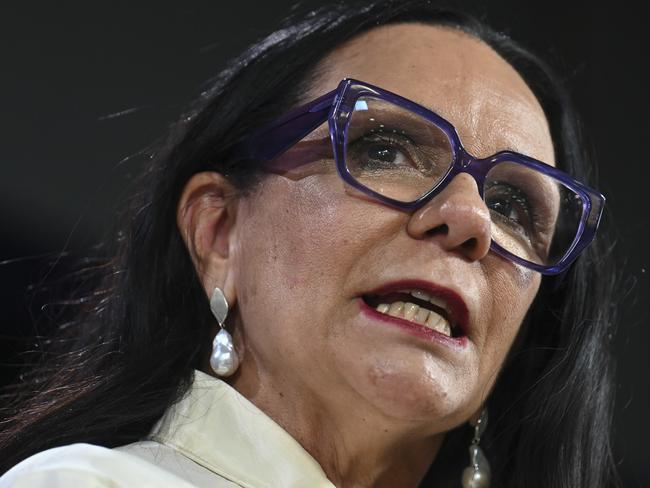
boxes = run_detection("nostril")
[425,224,448,237]
[461,237,478,252]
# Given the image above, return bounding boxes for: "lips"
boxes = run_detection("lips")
[361,279,469,338]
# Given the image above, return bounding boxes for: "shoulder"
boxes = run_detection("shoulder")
[0,442,198,487]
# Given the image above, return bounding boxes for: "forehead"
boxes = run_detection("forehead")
[309,23,555,165]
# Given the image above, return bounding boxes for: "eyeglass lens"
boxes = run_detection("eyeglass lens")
[345,96,585,267]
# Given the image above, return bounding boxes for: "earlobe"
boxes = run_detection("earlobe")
[176,171,239,298]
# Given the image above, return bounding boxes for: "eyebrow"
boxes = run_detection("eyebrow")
[462,119,555,165]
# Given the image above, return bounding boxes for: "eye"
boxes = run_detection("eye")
[364,138,411,168]
[348,130,428,174]
[484,181,534,236]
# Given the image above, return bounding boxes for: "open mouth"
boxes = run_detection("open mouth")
[362,289,462,338]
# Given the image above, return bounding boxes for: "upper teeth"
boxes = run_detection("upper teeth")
[404,289,449,313]
[375,295,452,337]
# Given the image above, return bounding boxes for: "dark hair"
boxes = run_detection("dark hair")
[0,1,618,486]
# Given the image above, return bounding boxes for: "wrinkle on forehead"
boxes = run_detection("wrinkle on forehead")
[449,81,553,162]
[309,22,555,165]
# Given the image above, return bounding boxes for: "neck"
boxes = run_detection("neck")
[227,365,444,488]
[297,416,444,488]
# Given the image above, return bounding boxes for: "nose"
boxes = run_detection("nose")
[406,173,492,262]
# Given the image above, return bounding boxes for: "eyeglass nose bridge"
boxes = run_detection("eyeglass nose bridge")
[458,146,475,169]
[426,145,491,204]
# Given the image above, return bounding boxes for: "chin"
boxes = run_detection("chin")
[352,355,471,428]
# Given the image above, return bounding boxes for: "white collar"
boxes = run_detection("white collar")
[148,369,335,488]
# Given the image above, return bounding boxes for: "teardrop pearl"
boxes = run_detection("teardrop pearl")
[210,328,240,377]
[461,445,490,488]
[461,467,490,488]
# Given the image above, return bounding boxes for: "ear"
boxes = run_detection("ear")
[176,171,239,307]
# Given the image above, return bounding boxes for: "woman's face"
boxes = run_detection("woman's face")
[222,24,555,434]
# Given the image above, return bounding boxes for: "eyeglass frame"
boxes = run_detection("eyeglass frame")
[230,78,605,275]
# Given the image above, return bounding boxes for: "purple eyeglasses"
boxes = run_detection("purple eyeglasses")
[231,78,605,275]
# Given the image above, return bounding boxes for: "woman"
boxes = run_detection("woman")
[0,0,618,486]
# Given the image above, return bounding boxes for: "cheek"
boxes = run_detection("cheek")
[480,261,540,377]
[231,176,381,353]
[248,178,354,280]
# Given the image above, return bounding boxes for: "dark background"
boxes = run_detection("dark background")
[1,1,648,485]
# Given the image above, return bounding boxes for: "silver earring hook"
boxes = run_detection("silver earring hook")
[210,286,229,326]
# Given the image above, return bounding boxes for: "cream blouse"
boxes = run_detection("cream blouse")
[0,370,336,487]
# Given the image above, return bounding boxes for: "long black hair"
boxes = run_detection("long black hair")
[0,1,619,486]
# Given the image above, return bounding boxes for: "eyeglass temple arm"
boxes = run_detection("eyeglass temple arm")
[230,89,338,163]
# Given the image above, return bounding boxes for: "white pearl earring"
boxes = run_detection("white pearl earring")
[209,287,240,377]
[461,408,491,488]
